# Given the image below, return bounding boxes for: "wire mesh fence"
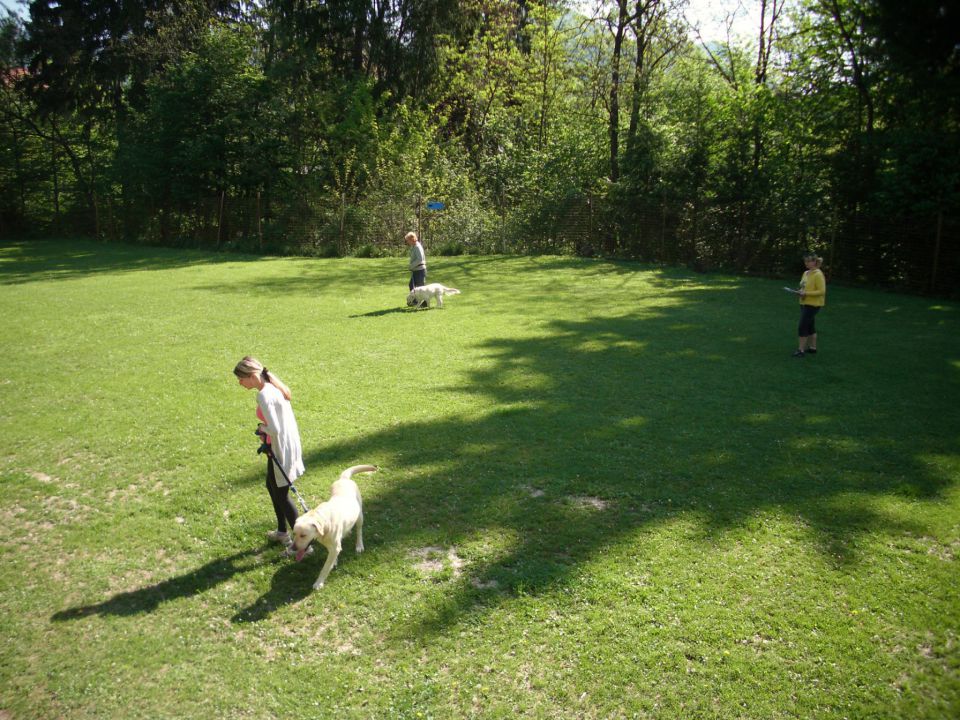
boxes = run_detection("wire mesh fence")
[5,182,958,297]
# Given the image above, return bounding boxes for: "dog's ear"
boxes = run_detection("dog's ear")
[309,517,326,537]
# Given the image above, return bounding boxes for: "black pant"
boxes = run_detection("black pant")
[798,304,820,337]
[266,457,298,533]
[409,268,426,290]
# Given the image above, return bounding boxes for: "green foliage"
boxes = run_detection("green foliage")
[4,0,958,293]
[352,242,382,258]
[434,239,464,256]
[124,23,271,201]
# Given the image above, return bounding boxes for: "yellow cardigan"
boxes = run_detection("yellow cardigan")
[799,269,826,307]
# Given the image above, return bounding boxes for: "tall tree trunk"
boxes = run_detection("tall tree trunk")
[825,0,874,135]
[931,202,943,293]
[47,116,99,236]
[13,124,26,221]
[627,0,657,152]
[352,5,367,74]
[607,1,629,184]
[52,140,60,226]
[538,12,551,151]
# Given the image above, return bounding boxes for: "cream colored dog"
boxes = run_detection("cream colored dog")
[290,464,377,589]
[406,283,461,308]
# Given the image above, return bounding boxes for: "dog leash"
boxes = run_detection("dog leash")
[274,454,311,512]
[259,440,311,512]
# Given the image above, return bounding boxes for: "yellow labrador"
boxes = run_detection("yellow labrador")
[290,465,377,589]
[406,283,461,308]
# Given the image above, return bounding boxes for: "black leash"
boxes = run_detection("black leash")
[257,432,310,512]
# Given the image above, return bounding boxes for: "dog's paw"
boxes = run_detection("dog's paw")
[312,580,325,590]
[356,544,364,553]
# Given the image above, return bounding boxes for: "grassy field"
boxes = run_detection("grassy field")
[1,238,958,719]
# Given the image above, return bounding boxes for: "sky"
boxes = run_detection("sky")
[1,0,24,19]
[2,0,767,44]
[684,0,766,42]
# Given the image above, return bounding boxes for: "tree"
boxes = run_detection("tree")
[601,0,634,185]
[1,10,31,234]
[120,21,275,244]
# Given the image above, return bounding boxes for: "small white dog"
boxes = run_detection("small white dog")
[406,283,461,308]
[290,464,377,589]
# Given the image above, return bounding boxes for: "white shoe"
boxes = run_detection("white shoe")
[266,530,289,544]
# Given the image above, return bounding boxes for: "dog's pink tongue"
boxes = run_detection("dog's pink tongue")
[295,547,306,562]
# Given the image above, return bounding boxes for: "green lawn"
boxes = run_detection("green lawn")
[1,238,958,719]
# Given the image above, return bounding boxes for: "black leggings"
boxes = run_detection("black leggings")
[266,457,298,533]
[798,305,820,337]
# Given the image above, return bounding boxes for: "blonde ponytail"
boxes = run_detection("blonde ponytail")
[233,356,292,401]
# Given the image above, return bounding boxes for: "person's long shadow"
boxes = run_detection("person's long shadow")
[230,559,315,623]
[51,547,266,621]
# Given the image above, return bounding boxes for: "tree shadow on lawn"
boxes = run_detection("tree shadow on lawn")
[51,546,269,621]
[293,287,957,636]
[189,259,402,297]
[186,253,703,301]
[0,238,254,284]
[437,254,730,289]
[49,279,958,629]
[3,238,733,300]
[3,237,419,298]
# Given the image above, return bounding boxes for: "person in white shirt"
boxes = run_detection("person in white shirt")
[233,356,305,550]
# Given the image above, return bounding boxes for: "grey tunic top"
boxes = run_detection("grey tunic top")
[408,241,426,271]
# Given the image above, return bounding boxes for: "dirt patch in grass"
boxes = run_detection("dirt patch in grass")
[0,503,28,524]
[41,494,97,522]
[470,578,500,590]
[923,536,957,562]
[411,546,465,577]
[565,496,610,511]
[0,503,71,544]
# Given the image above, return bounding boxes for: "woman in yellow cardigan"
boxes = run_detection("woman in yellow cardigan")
[793,253,826,357]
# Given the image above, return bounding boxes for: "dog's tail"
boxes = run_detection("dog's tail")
[339,464,378,481]
[445,287,461,295]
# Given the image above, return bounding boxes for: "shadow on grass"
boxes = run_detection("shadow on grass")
[3,237,416,296]
[0,238,257,284]
[349,307,413,318]
[45,253,960,631]
[230,560,315,623]
[0,237,711,303]
[51,547,267,620]
[295,284,958,637]
[186,253,690,299]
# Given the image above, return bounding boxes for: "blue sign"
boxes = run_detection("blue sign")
[426,201,445,210]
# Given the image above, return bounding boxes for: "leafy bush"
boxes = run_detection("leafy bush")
[353,242,381,258]
[435,240,465,256]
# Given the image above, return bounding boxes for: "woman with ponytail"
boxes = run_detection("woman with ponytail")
[233,356,307,552]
